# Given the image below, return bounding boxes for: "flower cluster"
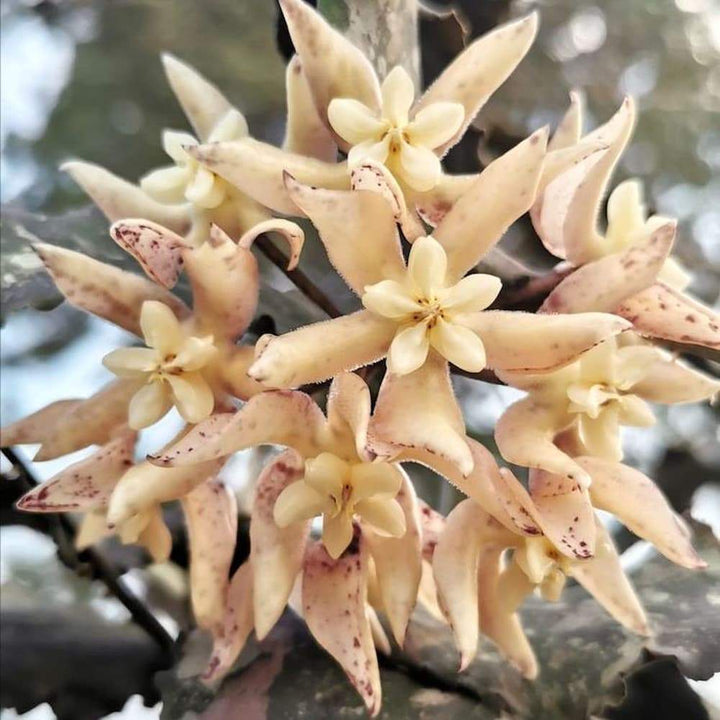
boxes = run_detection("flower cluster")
[2,0,718,715]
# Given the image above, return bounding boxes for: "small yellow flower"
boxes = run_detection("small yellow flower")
[274,452,406,559]
[514,536,572,602]
[362,235,501,375]
[103,300,217,429]
[328,66,464,192]
[140,109,247,209]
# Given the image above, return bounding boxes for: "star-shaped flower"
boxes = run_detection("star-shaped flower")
[532,94,719,355]
[242,150,630,475]
[150,373,424,715]
[63,52,331,245]
[186,0,547,235]
[1,218,302,454]
[496,336,719,485]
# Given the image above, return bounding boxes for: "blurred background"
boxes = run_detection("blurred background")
[1,0,718,718]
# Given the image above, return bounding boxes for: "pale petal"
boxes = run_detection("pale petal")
[283,55,336,162]
[322,513,355,560]
[617,395,656,427]
[108,456,223,525]
[62,160,190,233]
[128,382,173,430]
[347,136,391,167]
[361,473,421,646]
[102,347,157,377]
[166,372,215,424]
[182,479,238,632]
[407,235,448,297]
[495,398,591,487]
[407,102,464,150]
[237,217,305,271]
[528,469,596,560]
[110,219,188,289]
[579,456,706,569]
[1,399,81,451]
[140,300,183,353]
[658,255,691,290]
[411,172,478,228]
[328,98,386,145]
[387,322,431,376]
[478,547,538,678]
[369,352,473,477]
[185,167,225,209]
[75,511,114,550]
[578,410,623,462]
[617,282,720,354]
[217,344,266,400]
[351,462,403,503]
[188,137,350,215]
[162,130,197,163]
[413,13,538,155]
[350,159,427,241]
[149,391,326,467]
[430,318,487,372]
[284,175,405,295]
[208,109,248,143]
[463,310,630,372]
[548,90,584,151]
[31,379,139,461]
[570,518,650,635]
[162,53,237,141]
[302,534,381,715]
[355,498,406,537]
[361,280,420,320]
[303,452,347,499]
[397,141,441,192]
[140,165,191,204]
[183,236,259,339]
[17,431,136,513]
[138,508,172,563]
[279,0,382,151]
[630,356,720,404]
[326,372,373,461]
[441,274,502,313]
[273,480,328,527]
[204,562,254,681]
[562,98,637,265]
[540,222,676,314]
[171,336,217,372]
[250,450,309,639]
[433,129,548,281]
[605,179,647,245]
[249,311,395,388]
[32,243,190,338]
[381,66,415,126]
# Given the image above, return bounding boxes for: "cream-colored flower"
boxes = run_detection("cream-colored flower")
[514,535,573,601]
[103,300,217,429]
[274,452,405,559]
[496,336,719,483]
[328,66,463,192]
[362,235,500,374]
[604,180,689,289]
[140,110,247,210]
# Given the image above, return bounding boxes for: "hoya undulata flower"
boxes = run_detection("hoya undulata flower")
[140,110,247,210]
[186,0,544,232]
[152,373,423,715]
[496,337,719,484]
[329,66,463,191]
[274,452,405,559]
[103,300,218,428]
[362,236,501,374]
[533,95,720,354]
[246,159,629,475]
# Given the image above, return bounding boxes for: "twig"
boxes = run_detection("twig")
[254,234,341,318]
[2,447,176,659]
